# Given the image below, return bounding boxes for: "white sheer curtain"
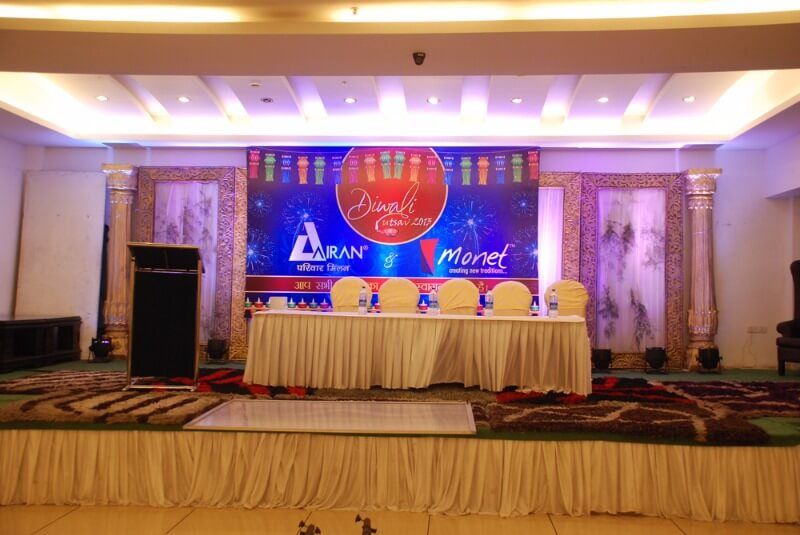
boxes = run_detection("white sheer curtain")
[153,182,219,343]
[596,188,665,352]
[538,187,564,309]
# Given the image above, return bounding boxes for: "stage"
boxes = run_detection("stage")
[1,360,799,524]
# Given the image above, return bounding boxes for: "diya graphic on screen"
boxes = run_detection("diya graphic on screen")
[245,146,540,304]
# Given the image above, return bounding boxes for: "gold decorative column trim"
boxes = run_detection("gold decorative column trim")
[684,168,721,364]
[230,167,248,360]
[540,172,582,281]
[102,164,138,358]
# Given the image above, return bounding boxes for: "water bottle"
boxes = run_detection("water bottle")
[429,289,439,316]
[358,286,368,314]
[548,288,559,318]
[484,290,494,317]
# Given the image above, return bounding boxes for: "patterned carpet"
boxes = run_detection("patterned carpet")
[0,369,797,445]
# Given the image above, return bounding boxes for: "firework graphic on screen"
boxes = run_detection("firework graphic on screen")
[512,225,539,274]
[445,195,497,252]
[281,191,327,243]
[248,192,273,219]
[247,228,275,273]
[511,190,537,219]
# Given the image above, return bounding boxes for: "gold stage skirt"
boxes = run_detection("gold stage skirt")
[1,429,797,523]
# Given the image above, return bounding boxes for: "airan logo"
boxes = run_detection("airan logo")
[289,222,366,262]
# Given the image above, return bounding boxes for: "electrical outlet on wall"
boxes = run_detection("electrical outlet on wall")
[747,326,768,334]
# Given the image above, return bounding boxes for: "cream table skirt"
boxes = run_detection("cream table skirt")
[244,311,592,394]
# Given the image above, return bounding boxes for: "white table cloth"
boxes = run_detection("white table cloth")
[244,310,592,394]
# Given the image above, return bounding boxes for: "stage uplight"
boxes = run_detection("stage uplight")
[644,347,668,374]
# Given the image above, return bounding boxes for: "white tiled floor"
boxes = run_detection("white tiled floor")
[428,512,555,534]
[549,513,683,535]
[0,505,77,535]
[2,506,798,534]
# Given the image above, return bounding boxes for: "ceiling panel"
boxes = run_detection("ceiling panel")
[314,76,379,116]
[402,76,463,115]
[222,76,301,118]
[2,69,799,147]
[647,71,745,121]
[487,75,553,119]
[45,73,146,121]
[569,74,651,120]
[131,75,222,118]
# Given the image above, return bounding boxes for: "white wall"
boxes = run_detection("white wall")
[25,146,241,172]
[0,137,25,315]
[794,198,800,261]
[712,150,794,367]
[17,144,797,368]
[540,148,714,174]
[15,171,106,358]
[765,132,800,198]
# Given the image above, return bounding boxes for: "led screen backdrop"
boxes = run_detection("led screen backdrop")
[245,146,540,304]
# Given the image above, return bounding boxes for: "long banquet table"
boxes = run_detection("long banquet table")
[244,310,592,394]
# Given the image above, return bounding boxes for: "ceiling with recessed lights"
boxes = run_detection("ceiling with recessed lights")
[1,70,799,147]
[1,1,800,147]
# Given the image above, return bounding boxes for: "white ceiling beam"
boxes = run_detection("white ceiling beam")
[460,75,490,121]
[278,76,304,118]
[199,75,249,124]
[374,76,407,118]
[623,73,673,126]
[283,76,327,120]
[112,75,169,123]
[541,75,581,128]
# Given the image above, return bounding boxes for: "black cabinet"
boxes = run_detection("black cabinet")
[0,315,81,372]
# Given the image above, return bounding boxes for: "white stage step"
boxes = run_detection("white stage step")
[184,399,476,435]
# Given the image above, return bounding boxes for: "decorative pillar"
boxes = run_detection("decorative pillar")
[102,164,138,357]
[684,168,721,364]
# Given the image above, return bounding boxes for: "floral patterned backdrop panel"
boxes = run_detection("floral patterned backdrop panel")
[596,188,666,352]
[153,181,219,343]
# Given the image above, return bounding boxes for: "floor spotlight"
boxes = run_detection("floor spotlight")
[645,347,668,374]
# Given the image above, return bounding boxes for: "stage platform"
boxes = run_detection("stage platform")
[0,360,799,524]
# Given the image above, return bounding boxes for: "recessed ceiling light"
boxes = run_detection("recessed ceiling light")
[597,96,609,104]
[95,95,109,102]
[510,97,523,104]
[427,96,440,105]
[344,97,357,104]
[249,81,262,88]
[683,95,696,103]
[177,96,191,103]
[261,97,274,103]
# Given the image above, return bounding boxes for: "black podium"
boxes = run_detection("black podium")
[126,243,202,390]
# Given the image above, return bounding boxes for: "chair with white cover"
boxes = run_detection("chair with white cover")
[331,277,371,312]
[378,278,420,313]
[438,279,479,315]
[544,280,589,318]
[492,281,532,316]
